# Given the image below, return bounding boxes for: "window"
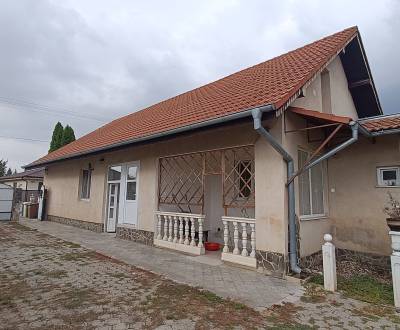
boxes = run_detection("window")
[237,160,252,198]
[80,169,91,199]
[298,150,325,217]
[377,167,400,187]
[126,165,137,200]
[108,166,122,181]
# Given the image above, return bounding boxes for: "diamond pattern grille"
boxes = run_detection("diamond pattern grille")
[223,146,255,208]
[158,145,255,210]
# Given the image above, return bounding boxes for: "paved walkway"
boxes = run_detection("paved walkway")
[20,218,302,310]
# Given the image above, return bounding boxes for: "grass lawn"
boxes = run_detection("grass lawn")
[308,273,394,305]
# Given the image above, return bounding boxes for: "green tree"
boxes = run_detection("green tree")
[0,159,7,177]
[61,125,76,146]
[49,122,64,153]
[6,168,12,176]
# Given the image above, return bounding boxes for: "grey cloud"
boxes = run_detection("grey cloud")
[0,0,398,171]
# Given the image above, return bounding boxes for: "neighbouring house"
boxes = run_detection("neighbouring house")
[25,26,399,276]
[0,168,44,203]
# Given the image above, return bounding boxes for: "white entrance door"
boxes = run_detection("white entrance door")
[106,183,120,232]
[121,164,138,226]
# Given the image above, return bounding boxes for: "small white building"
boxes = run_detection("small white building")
[0,168,44,202]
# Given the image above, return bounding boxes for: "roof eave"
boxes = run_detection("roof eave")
[25,103,276,169]
[354,33,383,116]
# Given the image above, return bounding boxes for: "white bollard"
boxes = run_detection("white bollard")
[322,233,337,292]
[389,231,400,310]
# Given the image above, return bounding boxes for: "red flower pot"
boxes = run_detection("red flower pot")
[204,242,221,251]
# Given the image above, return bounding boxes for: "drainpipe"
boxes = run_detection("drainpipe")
[252,107,360,275]
[289,122,359,183]
[251,107,301,274]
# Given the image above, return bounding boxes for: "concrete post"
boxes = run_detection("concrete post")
[322,233,337,292]
[390,231,400,310]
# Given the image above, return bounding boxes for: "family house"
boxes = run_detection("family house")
[25,27,399,276]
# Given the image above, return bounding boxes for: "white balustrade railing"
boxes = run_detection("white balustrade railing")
[155,211,205,254]
[221,216,256,268]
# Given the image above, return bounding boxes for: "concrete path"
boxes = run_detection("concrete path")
[19,218,303,310]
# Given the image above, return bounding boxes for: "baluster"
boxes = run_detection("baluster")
[163,215,168,241]
[250,223,256,258]
[223,220,229,253]
[173,216,178,243]
[178,216,184,244]
[156,214,162,240]
[198,217,204,248]
[168,215,173,242]
[190,217,196,246]
[184,217,190,245]
[233,221,239,255]
[241,223,248,257]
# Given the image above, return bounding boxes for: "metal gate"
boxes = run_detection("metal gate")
[0,183,13,221]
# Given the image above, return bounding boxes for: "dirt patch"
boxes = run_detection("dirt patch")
[140,280,266,329]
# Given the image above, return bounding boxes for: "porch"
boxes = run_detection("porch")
[154,145,258,269]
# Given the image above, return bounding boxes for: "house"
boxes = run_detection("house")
[0,168,44,202]
[25,26,399,276]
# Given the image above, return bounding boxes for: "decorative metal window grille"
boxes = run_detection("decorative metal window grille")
[158,145,255,214]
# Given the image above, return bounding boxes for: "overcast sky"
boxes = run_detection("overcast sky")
[0,0,399,171]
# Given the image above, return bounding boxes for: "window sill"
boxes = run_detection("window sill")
[300,215,328,221]
[79,198,90,202]
[375,185,400,188]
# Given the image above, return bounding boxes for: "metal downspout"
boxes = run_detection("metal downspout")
[289,122,359,183]
[251,107,302,274]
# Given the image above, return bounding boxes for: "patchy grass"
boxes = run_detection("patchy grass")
[0,277,31,308]
[301,281,327,304]
[139,281,266,329]
[339,275,393,305]
[43,270,68,279]
[199,290,224,303]
[55,288,100,309]
[61,251,96,262]
[11,223,35,232]
[62,242,81,248]
[263,302,309,329]
[107,272,132,279]
[308,274,394,305]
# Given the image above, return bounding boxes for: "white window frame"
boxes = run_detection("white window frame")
[79,169,92,200]
[298,149,326,220]
[377,166,400,187]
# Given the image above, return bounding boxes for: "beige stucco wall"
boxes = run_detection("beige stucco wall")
[286,54,360,256]
[328,134,400,255]
[283,112,331,256]
[44,120,289,254]
[328,57,358,119]
[255,117,288,254]
[292,55,358,119]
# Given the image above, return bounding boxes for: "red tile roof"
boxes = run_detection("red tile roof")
[361,115,400,132]
[289,107,352,124]
[28,27,359,167]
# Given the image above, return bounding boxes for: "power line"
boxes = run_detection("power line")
[0,135,49,143]
[0,95,112,123]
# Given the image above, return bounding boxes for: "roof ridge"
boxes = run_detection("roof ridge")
[104,26,359,127]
